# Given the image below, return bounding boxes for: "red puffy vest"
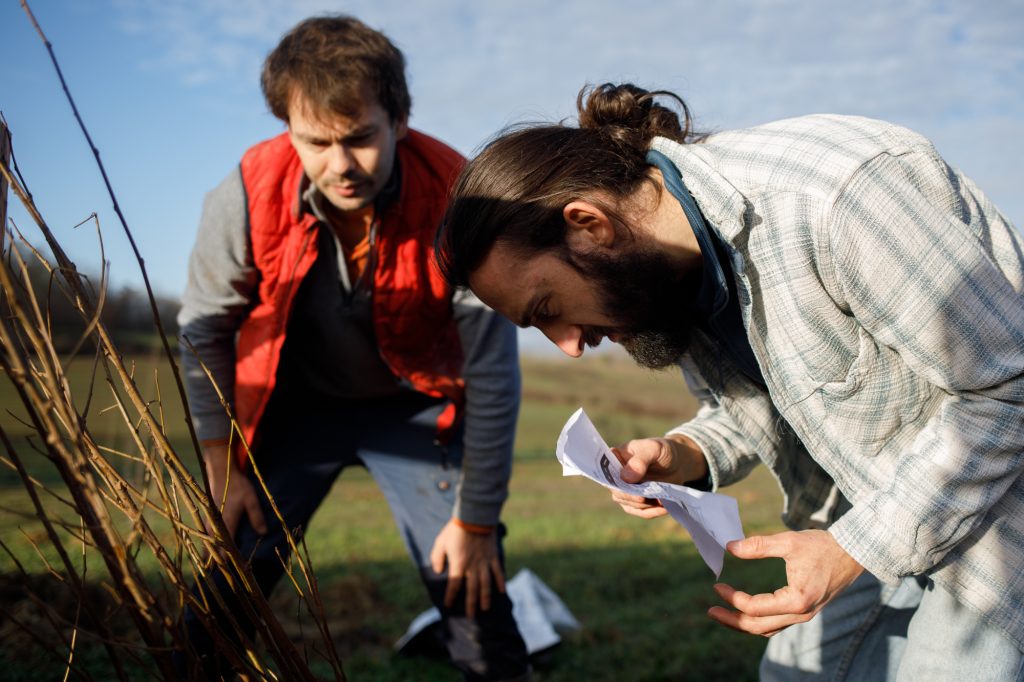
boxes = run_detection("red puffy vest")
[233,130,466,461]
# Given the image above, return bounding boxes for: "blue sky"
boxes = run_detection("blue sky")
[2,0,1023,308]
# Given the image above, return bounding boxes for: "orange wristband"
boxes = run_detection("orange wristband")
[452,518,495,536]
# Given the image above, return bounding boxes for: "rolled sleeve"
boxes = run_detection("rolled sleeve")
[668,400,762,492]
[665,355,762,490]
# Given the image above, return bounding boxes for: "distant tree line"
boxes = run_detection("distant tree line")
[6,249,181,353]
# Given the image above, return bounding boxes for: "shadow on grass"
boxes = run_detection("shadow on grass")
[0,538,784,681]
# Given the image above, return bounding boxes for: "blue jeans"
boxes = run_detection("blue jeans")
[183,390,528,681]
[761,572,1024,681]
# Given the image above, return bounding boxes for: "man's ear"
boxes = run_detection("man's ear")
[394,115,409,141]
[563,200,616,253]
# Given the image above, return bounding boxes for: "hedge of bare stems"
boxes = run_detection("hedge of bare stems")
[0,4,347,680]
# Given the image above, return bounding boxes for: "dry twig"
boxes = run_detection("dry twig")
[0,3,351,679]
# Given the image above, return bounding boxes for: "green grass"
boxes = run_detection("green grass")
[0,352,787,680]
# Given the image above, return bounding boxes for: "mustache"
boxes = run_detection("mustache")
[582,326,613,348]
[326,170,370,184]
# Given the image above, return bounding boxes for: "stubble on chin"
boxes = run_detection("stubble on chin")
[620,331,690,370]
[576,248,697,370]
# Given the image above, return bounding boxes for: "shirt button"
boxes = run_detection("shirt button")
[437,480,450,491]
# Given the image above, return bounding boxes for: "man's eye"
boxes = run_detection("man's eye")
[534,309,555,322]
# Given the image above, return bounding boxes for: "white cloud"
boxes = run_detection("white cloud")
[108,0,1024,222]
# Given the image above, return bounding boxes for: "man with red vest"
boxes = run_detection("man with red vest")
[177,15,528,680]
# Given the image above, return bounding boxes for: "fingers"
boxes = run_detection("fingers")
[477,567,491,615]
[614,446,651,484]
[466,554,506,616]
[432,522,507,617]
[711,531,853,638]
[709,582,817,636]
[206,471,267,540]
[714,582,799,617]
[490,556,506,594]
[611,491,668,518]
[444,566,464,611]
[219,497,242,539]
[727,533,792,560]
[620,504,669,519]
[242,487,268,535]
[465,564,479,618]
[429,540,446,576]
[718,580,822,619]
[431,540,462,610]
[707,605,802,636]
[610,490,652,506]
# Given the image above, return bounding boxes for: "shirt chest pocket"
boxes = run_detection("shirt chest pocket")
[814,332,931,454]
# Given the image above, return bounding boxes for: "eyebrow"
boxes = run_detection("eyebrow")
[517,293,543,329]
[294,125,376,144]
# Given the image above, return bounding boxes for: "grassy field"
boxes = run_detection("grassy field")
[0,351,787,681]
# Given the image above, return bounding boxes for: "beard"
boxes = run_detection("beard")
[569,246,702,369]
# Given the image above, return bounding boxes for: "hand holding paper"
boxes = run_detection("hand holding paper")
[612,434,710,518]
[617,435,700,485]
[556,408,744,577]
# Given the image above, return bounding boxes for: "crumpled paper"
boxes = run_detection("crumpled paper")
[395,568,580,656]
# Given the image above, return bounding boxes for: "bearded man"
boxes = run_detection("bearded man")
[436,82,1024,680]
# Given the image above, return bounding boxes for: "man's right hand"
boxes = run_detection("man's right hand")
[202,441,268,539]
[610,434,709,519]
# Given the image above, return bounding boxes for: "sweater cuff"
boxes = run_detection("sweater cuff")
[452,497,504,527]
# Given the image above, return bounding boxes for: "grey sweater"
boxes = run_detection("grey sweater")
[178,165,521,525]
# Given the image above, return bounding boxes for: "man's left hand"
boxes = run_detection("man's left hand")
[430,520,505,618]
[708,529,864,637]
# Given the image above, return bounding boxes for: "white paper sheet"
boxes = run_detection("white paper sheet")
[395,569,580,656]
[556,407,745,577]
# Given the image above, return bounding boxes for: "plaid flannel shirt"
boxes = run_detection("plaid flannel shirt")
[652,115,1024,648]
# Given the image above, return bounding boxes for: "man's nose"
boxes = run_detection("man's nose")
[326,143,355,175]
[542,323,584,358]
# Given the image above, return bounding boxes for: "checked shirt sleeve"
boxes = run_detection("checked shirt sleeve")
[667,357,763,490]
[823,150,1024,582]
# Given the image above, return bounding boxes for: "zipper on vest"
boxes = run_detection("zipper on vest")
[362,216,378,292]
[277,226,316,343]
[366,206,451,453]
[367,216,411,389]
[249,223,316,440]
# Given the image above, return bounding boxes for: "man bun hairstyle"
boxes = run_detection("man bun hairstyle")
[577,82,699,151]
[261,15,411,123]
[436,83,703,287]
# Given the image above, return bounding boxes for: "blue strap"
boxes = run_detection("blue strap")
[645,149,728,318]
[644,148,765,388]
